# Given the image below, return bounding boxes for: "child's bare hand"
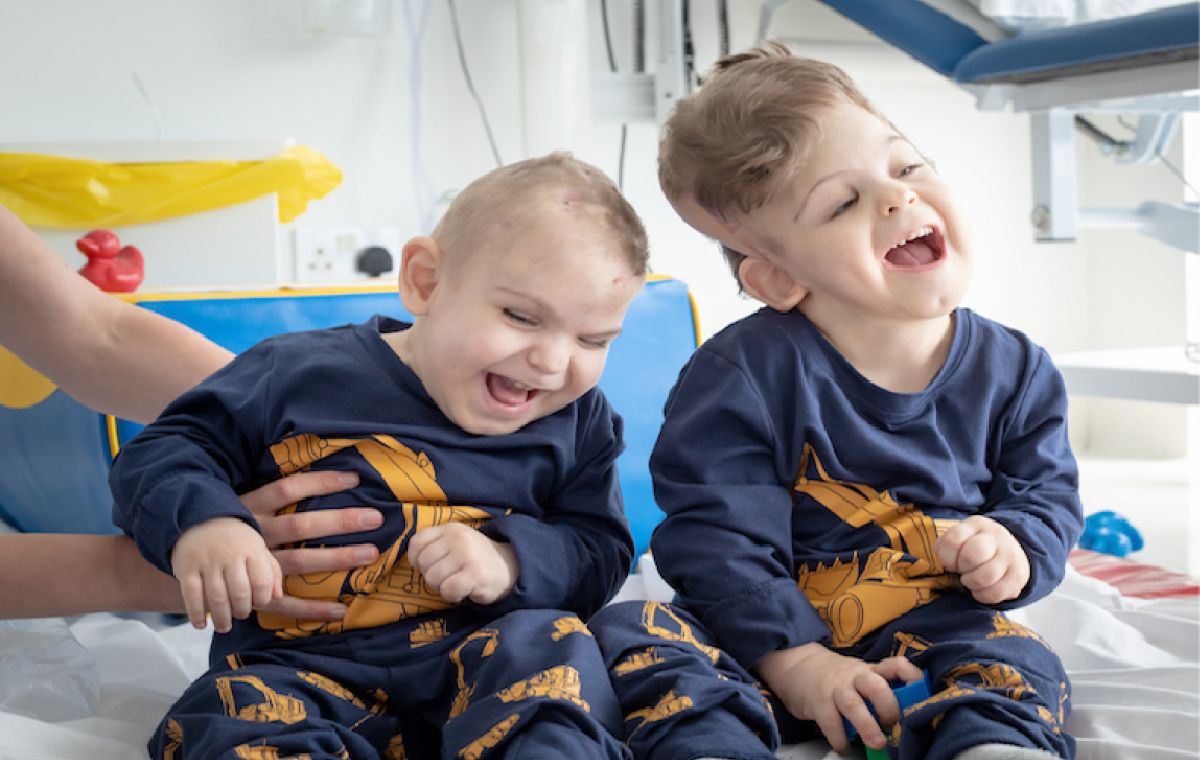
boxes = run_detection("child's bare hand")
[407,523,519,605]
[240,469,382,621]
[935,515,1030,604]
[757,642,923,753]
[170,517,282,632]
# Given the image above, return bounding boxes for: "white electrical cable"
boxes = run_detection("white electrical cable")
[401,0,438,233]
[129,67,163,141]
[447,0,503,168]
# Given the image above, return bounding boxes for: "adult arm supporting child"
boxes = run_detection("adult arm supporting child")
[0,203,381,620]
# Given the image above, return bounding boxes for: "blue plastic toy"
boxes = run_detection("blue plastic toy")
[844,670,933,756]
[1078,510,1144,557]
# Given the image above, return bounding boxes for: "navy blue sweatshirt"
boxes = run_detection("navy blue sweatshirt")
[111,317,633,649]
[650,308,1082,667]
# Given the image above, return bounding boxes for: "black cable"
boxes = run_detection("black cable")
[447,0,503,167]
[1116,115,1200,198]
[1153,149,1200,198]
[633,0,646,73]
[599,0,628,191]
[599,0,618,71]
[1074,115,1125,149]
[683,0,699,88]
[1079,114,1198,198]
[717,0,729,57]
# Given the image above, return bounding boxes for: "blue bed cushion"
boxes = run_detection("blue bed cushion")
[953,3,1200,84]
[816,0,988,77]
[0,279,698,559]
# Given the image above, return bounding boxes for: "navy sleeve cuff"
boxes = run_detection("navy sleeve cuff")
[989,512,1069,609]
[118,477,256,573]
[700,577,829,668]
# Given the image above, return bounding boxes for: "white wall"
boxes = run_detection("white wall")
[0,0,1191,457]
[0,0,525,282]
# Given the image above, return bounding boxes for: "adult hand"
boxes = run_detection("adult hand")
[240,470,383,620]
[757,642,923,753]
[408,523,519,605]
[935,515,1030,605]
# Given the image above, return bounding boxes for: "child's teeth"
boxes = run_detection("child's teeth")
[896,227,932,247]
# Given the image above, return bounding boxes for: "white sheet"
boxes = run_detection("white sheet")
[968,0,1186,32]
[0,566,1195,759]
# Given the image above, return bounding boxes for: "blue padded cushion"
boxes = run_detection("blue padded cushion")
[817,0,988,77]
[954,3,1200,84]
[0,279,698,558]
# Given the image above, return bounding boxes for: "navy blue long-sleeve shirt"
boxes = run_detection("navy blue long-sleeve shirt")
[111,316,633,649]
[650,307,1082,668]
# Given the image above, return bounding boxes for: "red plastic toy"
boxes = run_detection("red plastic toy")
[76,229,144,293]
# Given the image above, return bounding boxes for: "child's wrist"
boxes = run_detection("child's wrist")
[496,542,519,595]
[756,640,824,683]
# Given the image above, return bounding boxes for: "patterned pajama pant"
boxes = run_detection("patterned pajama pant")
[152,608,630,760]
[589,594,1073,760]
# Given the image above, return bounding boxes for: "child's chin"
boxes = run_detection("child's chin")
[458,415,525,437]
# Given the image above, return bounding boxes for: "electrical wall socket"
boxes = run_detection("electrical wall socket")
[293,226,401,283]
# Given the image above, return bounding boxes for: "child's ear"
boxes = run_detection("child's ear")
[397,236,442,316]
[739,256,808,312]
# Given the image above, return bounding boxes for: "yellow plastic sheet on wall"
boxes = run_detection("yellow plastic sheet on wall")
[0,144,342,229]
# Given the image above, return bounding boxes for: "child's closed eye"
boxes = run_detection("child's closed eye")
[831,195,858,219]
[503,308,536,326]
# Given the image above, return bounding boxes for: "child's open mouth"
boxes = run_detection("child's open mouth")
[486,373,539,410]
[884,226,944,269]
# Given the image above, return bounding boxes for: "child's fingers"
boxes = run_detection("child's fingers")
[204,568,233,634]
[244,553,280,608]
[936,518,992,571]
[810,702,851,755]
[178,573,208,630]
[844,676,890,749]
[855,671,902,734]
[419,553,465,595]
[872,655,924,685]
[934,524,969,571]
[956,533,998,575]
[224,563,254,620]
[967,565,1025,604]
[437,570,475,604]
[409,530,453,573]
[406,525,447,565]
[961,556,1006,591]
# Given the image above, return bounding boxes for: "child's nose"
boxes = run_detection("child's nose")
[528,335,569,376]
[880,183,918,216]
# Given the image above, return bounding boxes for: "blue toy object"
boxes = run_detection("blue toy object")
[844,670,933,746]
[1078,510,1144,557]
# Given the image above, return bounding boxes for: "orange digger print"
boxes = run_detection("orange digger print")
[792,443,960,647]
[258,434,493,639]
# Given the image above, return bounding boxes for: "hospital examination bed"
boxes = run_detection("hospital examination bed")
[1,273,1197,758]
[796,0,1200,251]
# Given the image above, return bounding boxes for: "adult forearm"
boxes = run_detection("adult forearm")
[0,204,231,423]
[87,300,232,422]
[0,533,182,618]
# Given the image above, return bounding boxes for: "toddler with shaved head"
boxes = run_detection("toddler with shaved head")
[111,153,647,759]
